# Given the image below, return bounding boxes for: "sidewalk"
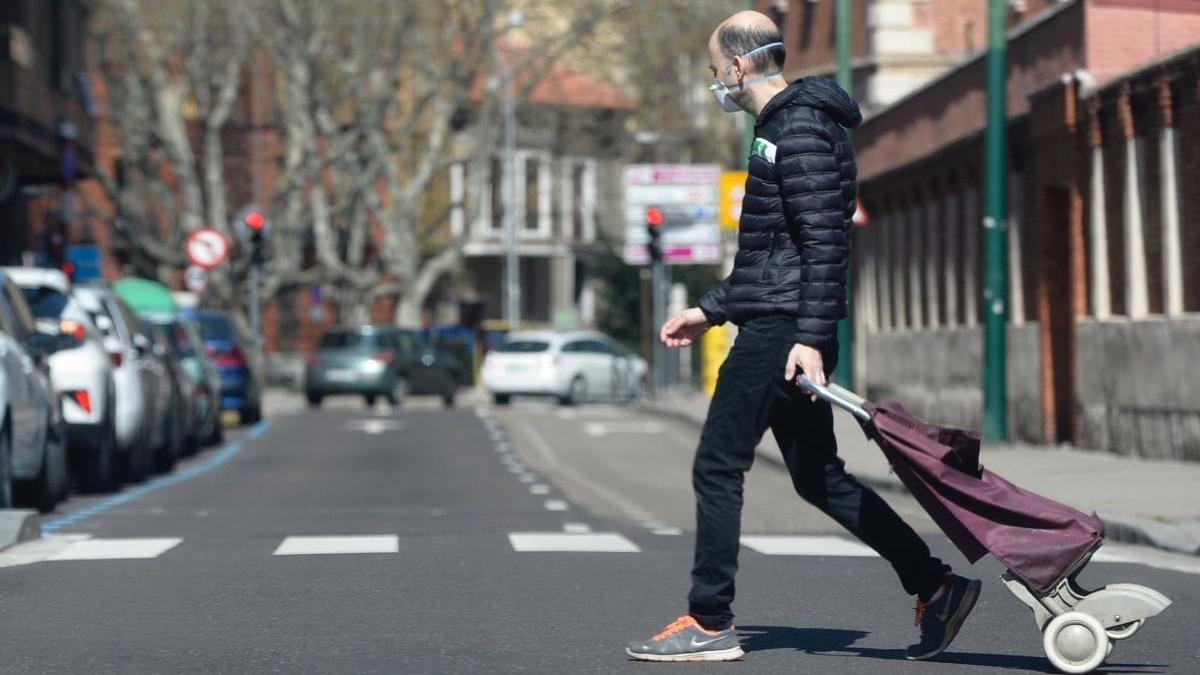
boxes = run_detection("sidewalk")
[642,392,1200,556]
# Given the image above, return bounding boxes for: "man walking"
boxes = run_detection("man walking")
[625,10,980,664]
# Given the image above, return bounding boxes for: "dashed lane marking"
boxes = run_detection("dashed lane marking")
[543,499,570,512]
[563,523,592,534]
[529,484,551,495]
[508,532,640,553]
[653,527,683,536]
[740,535,878,557]
[273,535,399,556]
[46,538,183,561]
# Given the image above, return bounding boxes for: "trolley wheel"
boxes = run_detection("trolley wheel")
[1043,611,1109,674]
[1105,619,1144,641]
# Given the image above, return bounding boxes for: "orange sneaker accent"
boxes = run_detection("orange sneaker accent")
[912,598,929,627]
[652,616,697,641]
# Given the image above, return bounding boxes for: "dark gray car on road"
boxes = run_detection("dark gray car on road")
[305,325,462,408]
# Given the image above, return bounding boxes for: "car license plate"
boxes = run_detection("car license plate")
[326,369,356,382]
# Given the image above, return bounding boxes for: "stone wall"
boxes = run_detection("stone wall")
[1075,317,1200,461]
[862,325,1043,441]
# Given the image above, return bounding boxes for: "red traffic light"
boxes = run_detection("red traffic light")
[245,211,266,230]
[645,207,664,227]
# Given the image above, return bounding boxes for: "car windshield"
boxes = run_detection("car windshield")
[319,329,381,349]
[20,286,70,319]
[198,314,236,341]
[496,340,550,353]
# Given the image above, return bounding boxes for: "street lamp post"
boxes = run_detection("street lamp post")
[982,0,1009,441]
[502,10,523,332]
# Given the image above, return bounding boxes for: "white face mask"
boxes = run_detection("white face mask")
[709,41,784,114]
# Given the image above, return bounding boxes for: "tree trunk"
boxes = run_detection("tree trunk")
[394,297,421,327]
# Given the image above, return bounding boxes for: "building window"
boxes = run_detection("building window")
[562,158,596,243]
[490,156,504,232]
[517,151,550,238]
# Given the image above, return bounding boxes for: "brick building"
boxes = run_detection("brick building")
[759,0,1068,111]
[0,0,94,265]
[847,0,1200,460]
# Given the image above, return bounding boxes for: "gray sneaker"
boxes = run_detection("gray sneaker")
[626,615,744,662]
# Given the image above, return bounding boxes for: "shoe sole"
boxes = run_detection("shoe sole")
[625,646,745,662]
[906,579,982,661]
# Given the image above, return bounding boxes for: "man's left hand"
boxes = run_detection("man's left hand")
[784,343,824,401]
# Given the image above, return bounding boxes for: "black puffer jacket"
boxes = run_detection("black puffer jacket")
[698,77,861,355]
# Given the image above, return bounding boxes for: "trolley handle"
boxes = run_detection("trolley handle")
[795,376,872,422]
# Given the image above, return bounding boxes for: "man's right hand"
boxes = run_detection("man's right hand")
[660,307,711,348]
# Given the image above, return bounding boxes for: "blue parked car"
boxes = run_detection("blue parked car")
[189,310,262,424]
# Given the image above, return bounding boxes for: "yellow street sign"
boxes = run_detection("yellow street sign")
[718,170,748,230]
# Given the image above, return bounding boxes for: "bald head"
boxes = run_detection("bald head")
[708,10,785,77]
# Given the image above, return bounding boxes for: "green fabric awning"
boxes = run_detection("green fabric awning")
[112,278,177,317]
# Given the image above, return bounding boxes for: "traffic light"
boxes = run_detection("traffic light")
[645,206,663,264]
[245,209,266,266]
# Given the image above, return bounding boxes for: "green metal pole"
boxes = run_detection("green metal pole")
[834,0,854,387]
[982,0,1008,441]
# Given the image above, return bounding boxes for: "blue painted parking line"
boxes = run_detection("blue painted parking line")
[42,420,271,534]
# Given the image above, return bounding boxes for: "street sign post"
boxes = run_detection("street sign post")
[622,164,721,265]
[184,225,229,267]
[184,265,208,292]
[185,228,230,269]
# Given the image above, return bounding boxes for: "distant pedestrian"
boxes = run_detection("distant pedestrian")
[625,10,980,664]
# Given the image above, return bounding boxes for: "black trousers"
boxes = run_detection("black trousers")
[687,317,949,631]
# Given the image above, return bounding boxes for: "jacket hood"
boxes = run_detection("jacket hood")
[759,76,862,129]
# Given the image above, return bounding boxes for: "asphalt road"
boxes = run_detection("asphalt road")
[0,394,1196,674]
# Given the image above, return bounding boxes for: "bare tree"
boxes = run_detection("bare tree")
[87,0,258,301]
[268,0,631,326]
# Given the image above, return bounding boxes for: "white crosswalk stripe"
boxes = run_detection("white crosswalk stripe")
[508,532,641,553]
[46,538,183,561]
[273,535,399,556]
[740,535,878,557]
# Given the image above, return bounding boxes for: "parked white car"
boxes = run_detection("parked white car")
[0,272,67,511]
[482,331,646,406]
[72,285,151,484]
[4,268,119,492]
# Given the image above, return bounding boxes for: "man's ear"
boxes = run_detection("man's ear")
[731,55,747,82]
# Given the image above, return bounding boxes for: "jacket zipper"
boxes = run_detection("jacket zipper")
[761,234,775,281]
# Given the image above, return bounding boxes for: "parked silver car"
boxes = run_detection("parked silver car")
[0,273,67,511]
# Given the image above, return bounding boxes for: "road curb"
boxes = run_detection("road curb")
[640,402,1199,558]
[0,510,41,552]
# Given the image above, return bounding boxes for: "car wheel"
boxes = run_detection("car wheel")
[492,394,511,406]
[0,426,13,509]
[306,392,323,408]
[157,404,183,473]
[388,376,409,408]
[442,389,456,408]
[78,414,117,493]
[560,375,587,407]
[207,417,224,446]
[364,394,377,407]
[241,405,262,425]
[120,422,152,484]
[15,418,60,513]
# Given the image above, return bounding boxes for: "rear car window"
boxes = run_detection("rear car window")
[319,330,381,349]
[161,321,196,356]
[497,340,550,353]
[198,314,236,341]
[20,286,70,319]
